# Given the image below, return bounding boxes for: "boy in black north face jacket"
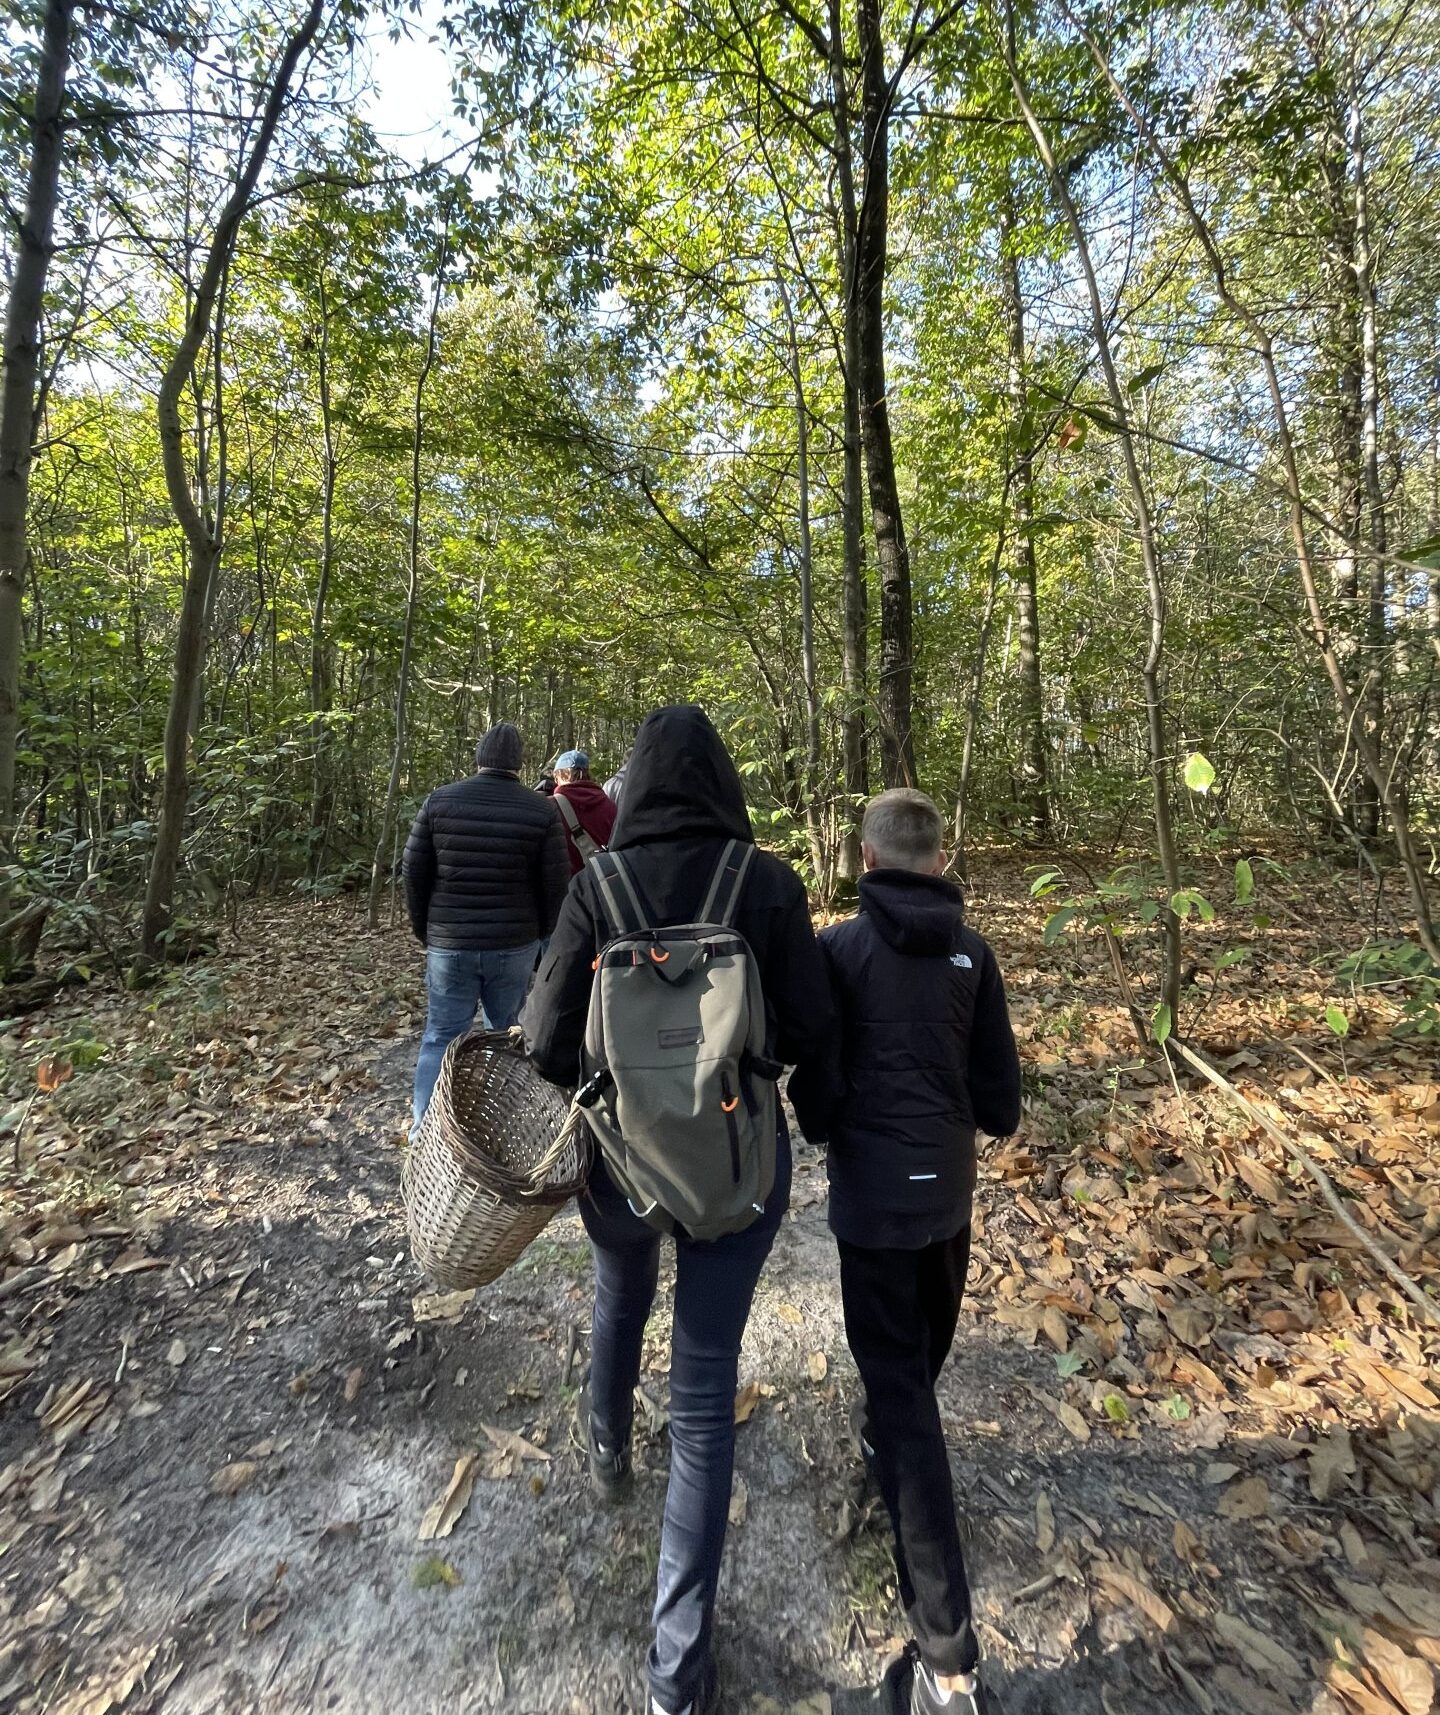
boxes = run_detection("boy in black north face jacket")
[790,789,1020,1715]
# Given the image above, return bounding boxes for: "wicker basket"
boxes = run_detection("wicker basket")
[403,1029,591,1289]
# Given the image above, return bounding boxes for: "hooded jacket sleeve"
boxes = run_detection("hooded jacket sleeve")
[969,943,1021,1136]
[786,927,843,1143]
[762,868,836,1073]
[535,809,571,937]
[402,798,436,945]
[521,877,598,1085]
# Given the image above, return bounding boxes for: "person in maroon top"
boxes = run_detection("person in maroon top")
[552,749,617,873]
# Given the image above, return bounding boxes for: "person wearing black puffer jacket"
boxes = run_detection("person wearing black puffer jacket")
[790,788,1020,1715]
[523,705,833,1715]
[404,722,569,1122]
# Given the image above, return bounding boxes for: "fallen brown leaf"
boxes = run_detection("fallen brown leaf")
[735,1379,763,1424]
[417,1454,478,1541]
[1217,1476,1270,1521]
[478,1423,549,1462]
[1308,1425,1356,1502]
[1091,1561,1175,1632]
[412,1289,476,1325]
[1035,1491,1055,1556]
[211,1461,258,1497]
[1361,1628,1434,1715]
[1212,1612,1303,1685]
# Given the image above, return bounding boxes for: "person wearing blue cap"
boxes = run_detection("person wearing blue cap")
[552,748,616,873]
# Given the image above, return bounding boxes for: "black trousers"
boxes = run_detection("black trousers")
[837,1226,977,1676]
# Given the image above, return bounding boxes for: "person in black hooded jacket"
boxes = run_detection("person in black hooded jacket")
[789,787,1019,1715]
[523,705,832,1715]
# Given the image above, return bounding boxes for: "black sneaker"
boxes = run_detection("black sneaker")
[875,1644,995,1715]
[649,1655,720,1715]
[849,1397,879,1485]
[576,1374,632,1504]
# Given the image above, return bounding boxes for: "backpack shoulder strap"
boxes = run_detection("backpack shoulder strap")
[591,851,650,938]
[698,839,756,928]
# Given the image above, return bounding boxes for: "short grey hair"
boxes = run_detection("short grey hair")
[861,788,945,871]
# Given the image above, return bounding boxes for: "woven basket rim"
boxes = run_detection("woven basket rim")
[424,1028,587,1203]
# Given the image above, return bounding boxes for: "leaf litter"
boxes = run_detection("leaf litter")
[0,866,1435,1713]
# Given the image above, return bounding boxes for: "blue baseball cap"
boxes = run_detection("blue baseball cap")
[555,749,589,771]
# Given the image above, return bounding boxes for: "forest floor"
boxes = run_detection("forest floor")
[0,852,1438,1715]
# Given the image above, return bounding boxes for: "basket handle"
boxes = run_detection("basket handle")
[517,1101,589,1199]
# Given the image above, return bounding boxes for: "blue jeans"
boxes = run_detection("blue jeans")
[412,942,540,1122]
[580,1127,792,1712]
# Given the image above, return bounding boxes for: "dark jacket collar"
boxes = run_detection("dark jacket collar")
[609,705,753,850]
[859,869,966,955]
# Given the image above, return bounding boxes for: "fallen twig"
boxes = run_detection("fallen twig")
[1272,1036,1344,1091]
[1012,1571,1063,1603]
[0,1265,46,1303]
[1173,1039,1440,1329]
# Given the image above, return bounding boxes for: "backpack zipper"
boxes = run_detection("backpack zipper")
[720,1071,741,1182]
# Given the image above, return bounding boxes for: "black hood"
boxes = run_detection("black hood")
[859,869,966,955]
[609,705,753,850]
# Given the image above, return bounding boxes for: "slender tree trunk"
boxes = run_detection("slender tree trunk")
[187,260,229,745]
[1003,11,1183,1027]
[1068,2,1439,962]
[141,0,326,962]
[0,0,75,846]
[369,222,449,929]
[309,272,338,875]
[1349,56,1386,835]
[1319,105,1368,835]
[778,275,826,890]
[829,0,868,874]
[999,198,1049,836]
[954,502,1008,880]
[855,0,915,789]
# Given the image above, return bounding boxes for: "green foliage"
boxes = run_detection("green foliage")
[3,0,1436,969]
[1336,942,1440,1038]
[1183,753,1217,795]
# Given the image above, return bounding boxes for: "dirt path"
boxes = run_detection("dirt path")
[2,872,1437,1714]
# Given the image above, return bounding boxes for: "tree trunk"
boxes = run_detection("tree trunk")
[999,198,1049,836]
[141,0,326,962]
[1004,11,1183,1028]
[1349,51,1386,836]
[1319,98,1369,837]
[1067,1,1439,962]
[953,505,1008,880]
[0,0,75,846]
[369,219,450,929]
[855,0,915,789]
[309,271,338,876]
[778,275,826,891]
[829,0,868,875]
[186,260,229,745]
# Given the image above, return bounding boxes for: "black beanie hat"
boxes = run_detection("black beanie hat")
[475,722,523,773]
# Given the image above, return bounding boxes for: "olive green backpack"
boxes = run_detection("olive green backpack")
[574,840,780,1240]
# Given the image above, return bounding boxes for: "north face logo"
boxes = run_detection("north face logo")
[950,953,973,969]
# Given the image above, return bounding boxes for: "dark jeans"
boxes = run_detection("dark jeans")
[838,1225,977,1677]
[579,1130,792,1712]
